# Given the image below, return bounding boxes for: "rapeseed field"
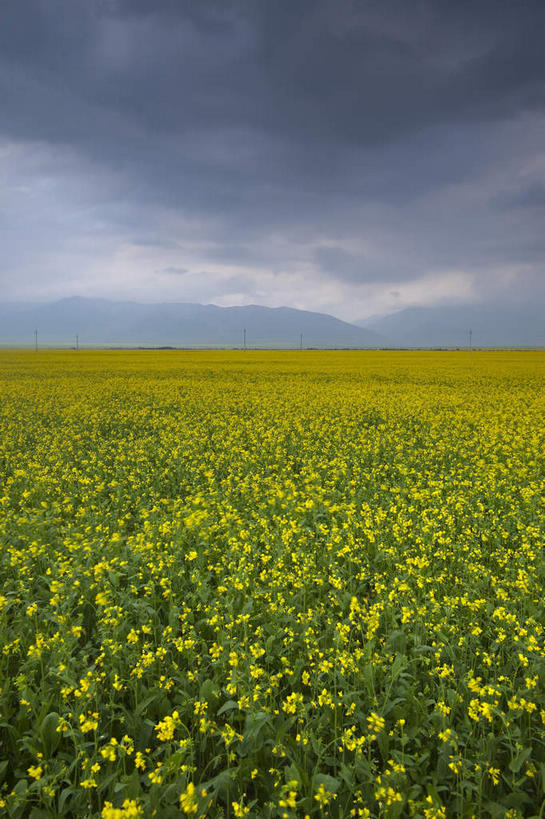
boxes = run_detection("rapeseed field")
[1,349,544,818]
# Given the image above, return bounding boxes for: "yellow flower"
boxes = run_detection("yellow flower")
[134,751,146,771]
[232,796,251,817]
[28,765,43,780]
[179,782,199,814]
[366,712,385,736]
[314,783,337,807]
[79,712,99,733]
[488,767,500,785]
[155,711,179,742]
[101,800,142,818]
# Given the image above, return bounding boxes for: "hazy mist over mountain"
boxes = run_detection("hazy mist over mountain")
[359,303,545,348]
[1,297,542,349]
[0,298,381,349]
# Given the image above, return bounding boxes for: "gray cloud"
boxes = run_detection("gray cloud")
[493,181,545,210]
[0,0,544,318]
[314,246,383,283]
[160,266,188,276]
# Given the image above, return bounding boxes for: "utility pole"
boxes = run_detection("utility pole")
[300,333,303,351]
[469,328,472,352]
[34,329,38,352]
[76,334,79,351]
[243,328,247,352]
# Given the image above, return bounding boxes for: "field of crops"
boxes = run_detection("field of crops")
[0,350,544,818]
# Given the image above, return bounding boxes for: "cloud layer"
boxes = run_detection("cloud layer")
[1,0,544,319]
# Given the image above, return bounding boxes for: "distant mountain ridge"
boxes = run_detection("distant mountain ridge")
[0,297,381,348]
[358,303,545,348]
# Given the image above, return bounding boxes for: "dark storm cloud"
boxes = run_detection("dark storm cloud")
[3,1,544,154]
[39,3,545,131]
[1,0,545,315]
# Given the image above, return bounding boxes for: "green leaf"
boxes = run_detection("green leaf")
[200,678,219,705]
[509,747,532,774]
[239,711,271,756]
[284,762,302,787]
[390,652,408,680]
[217,700,238,716]
[504,789,532,809]
[205,768,235,798]
[483,800,513,818]
[312,773,340,794]
[162,783,181,805]
[58,788,75,815]
[135,692,162,717]
[13,779,28,796]
[39,711,60,758]
[339,763,354,789]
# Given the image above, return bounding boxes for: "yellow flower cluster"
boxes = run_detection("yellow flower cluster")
[101,799,142,818]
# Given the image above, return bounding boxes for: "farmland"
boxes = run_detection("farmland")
[1,349,544,818]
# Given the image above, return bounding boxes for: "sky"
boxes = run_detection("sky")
[1,0,544,321]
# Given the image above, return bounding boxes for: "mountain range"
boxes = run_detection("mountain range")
[0,297,380,348]
[0,298,542,348]
[359,303,544,348]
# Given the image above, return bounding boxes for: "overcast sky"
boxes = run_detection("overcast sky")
[1,0,544,320]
